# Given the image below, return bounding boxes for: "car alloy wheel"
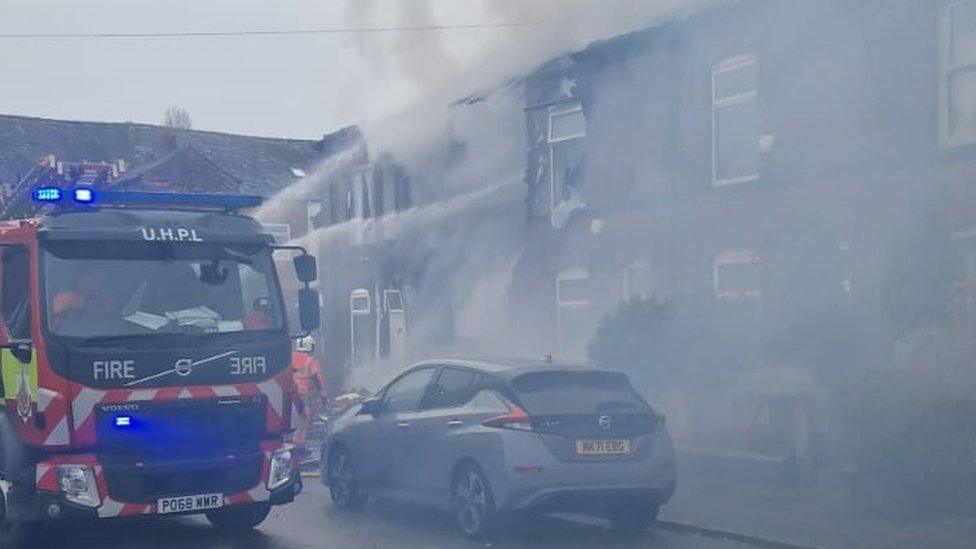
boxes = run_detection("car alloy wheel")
[328,447,365,510]
[453,465,495,538]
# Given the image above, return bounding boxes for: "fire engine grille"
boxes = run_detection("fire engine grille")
[102,453,263,503]
[95,396,266,459]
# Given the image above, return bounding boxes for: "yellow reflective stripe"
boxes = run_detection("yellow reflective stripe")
[1,348,38,402]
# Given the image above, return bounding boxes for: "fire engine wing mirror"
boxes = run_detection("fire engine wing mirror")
[293,254,317,283]
[298,288,321,333]
[271,245,317,283]
[3,340,33,364]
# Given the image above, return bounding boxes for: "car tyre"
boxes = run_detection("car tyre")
[609,504,659,537]
[452,462,497,539]
[327,445,367,510]
[205,503,271,530]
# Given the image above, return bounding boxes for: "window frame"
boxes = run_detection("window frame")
[939,0,976,147]
[548,104,586,208]
[713,249,762,299]
[711,54,760,186]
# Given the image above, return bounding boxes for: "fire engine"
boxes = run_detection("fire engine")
[0,187,319,532]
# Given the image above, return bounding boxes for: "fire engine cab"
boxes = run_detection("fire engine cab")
[0,188,319,531]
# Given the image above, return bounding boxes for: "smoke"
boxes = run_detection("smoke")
[257,0,722,385]
[343,0,713,168]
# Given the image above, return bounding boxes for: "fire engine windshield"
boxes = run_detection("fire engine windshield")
[42,241,285,339]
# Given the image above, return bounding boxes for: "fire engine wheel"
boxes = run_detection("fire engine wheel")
[205,503,271,531]
[327,445,366,510]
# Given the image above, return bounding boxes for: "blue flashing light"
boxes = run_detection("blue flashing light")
[114,416,132,427]
[33,187,63,202]
[73,187,95,203]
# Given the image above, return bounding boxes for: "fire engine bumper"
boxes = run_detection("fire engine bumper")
[9,441,300,522]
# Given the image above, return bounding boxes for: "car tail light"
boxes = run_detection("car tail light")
[482,402,533,431]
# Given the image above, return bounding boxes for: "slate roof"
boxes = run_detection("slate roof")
[0,114,360,197]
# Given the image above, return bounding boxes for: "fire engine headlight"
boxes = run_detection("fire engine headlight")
[267,448,294,491]
[57,465,101,508]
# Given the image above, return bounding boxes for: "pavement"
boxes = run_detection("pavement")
[4,481,761,549]
[662,470,976,549]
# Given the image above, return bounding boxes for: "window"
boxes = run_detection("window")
[468,390,509,414]
[714,250,762,299]
[623,261,653,300]
[712,55,760,185]
[350,289,371,315]
[384,289,404,313]
[353,171,372,219]
[556,267,592,359]
[510,370,647,415]
[549,105,586,207]
[424,367,477,409]
[43,242,284,337]
[1,246,31,340]
[383,368,436,414]
[940,1,976,146]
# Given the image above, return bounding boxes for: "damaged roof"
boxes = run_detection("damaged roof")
[0,114,358,196]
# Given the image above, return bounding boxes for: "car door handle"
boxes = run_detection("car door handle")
[396,422,411,430]
[446,420,463,428]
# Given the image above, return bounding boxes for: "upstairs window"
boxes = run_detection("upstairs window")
[549,105,586,207]
[712,55,760,186]
[940,1,976,146]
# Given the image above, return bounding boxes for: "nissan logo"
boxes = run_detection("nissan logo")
[598,415,612,430]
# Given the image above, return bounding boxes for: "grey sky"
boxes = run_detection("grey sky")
[0,0,694,139]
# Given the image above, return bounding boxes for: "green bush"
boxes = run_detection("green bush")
[881,215,964,338]
[587,294,756,397]
[839,324,976,516]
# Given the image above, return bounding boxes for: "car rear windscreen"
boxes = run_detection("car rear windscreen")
[509,370,649,415]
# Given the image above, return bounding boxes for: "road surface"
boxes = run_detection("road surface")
[9,479,762,549]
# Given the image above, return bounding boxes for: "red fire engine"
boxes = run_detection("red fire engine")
[0,188,319,531]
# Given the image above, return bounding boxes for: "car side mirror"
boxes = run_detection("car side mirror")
[293,254,318,283]
[298,288,321,332]
[360,397,383,416]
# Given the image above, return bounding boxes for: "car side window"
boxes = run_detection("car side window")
[468,389,509,414]
[382,368,436,414]
[1,246,31,340]
[424,367,477,409]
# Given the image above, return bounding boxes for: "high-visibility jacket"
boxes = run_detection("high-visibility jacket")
[291,351,325,397]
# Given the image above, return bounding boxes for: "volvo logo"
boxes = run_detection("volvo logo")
[598,415,612,430]
[174,358,193,377]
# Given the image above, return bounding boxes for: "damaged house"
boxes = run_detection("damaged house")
[507,0,976,457]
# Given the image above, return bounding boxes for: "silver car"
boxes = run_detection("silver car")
[320,358,676,538]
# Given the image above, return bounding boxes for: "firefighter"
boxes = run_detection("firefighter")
[50,268,118,318]
[291,335,325,452]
